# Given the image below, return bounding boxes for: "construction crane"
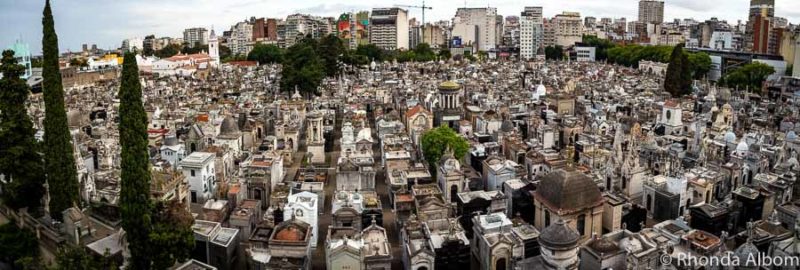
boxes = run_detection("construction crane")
[395,0,433,43]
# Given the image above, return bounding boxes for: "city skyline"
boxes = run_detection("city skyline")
[2,0,800,54]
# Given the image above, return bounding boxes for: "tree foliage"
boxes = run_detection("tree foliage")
[0,223,40,268]
[722,62,775,92]
[438,49,451,61]
[118,52,153,269]
[318,34,346,76]
[42,0,80,220]
[69,58,88,68]
[154,44,180,58]
[180,42,208,55]
[218,45,232,60]
[149,201,195,270]
[606,44,711,79]
[247,43,283,65]
[664,44,691,97]
[354,44,385,62]
[581,35,616,61]
[55,245,113,270]
[412,43,437,62]
[545,46,564,60]
[421,126,470,177]
[0,50,45,211]
[280,37,325,97]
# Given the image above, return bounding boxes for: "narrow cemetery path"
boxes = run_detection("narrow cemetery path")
[311,108,342,270]
[367,107,404,270]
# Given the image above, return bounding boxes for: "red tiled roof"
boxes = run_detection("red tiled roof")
[405,104,429,118]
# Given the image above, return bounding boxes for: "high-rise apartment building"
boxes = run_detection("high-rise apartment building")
[409,18,422,49]
[543,18,556,48]
[253,18,279,42]
[230,21,253,56]
[638,0,664,24]
[283,14,327,48]
[369,8,409,50]
[336,12,370,50]
[795,38,800,77]
[183,27,209,46]
[554,12,583,47]
[746,0,775,52]
[520,7,544,60]
[452,7,499,52]
[422,23,448,48]
[502,16,520,49]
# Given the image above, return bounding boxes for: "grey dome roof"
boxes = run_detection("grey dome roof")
[220,116,240,136]
[539,219,580,250]
[501,119,514,132]
[534,169,604,215]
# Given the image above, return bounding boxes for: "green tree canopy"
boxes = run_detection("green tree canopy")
[280,37,325,97]
[42,0,80,220]
[354,44,385,62]
[686,52,712,79]
[0,50,45,211]
[421,126,470,177]
[247,43,283,65]
[219,45,232,60]
[664,44,689,97]
[396,50,417,63]
[605,44,711,79]
[722,62,775,92]
[118,52,153,269]
[149,201,195,270]
[0,223,40,268]
[545,46,564,60]
[155,44,181,58]
[318,34,346,76]
[69,58,88,67]
[413,43,437,62]
[438,49,451,61]
[180,42,208,55]
[581,35,616,61]
[55,245,112,270]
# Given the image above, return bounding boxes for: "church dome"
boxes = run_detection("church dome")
[439,81,461,91]
[724,131,737,143]
[219,116,240,136]
[501,119,514,132]
[734,241,759,267]
[534,169,604,215]
[539,219,580,250]
[736,141,749,153]
[787,131,798,141]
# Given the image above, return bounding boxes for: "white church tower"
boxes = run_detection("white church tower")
[208,29,220,67]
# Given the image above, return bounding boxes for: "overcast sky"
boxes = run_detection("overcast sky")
[2,0,800,54]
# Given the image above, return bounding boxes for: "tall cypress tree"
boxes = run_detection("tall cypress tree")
[118,52,153,269]
[679,51,693,96]
[663,44,684,98]
[41,0,79,219]
[0,50,45,211]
